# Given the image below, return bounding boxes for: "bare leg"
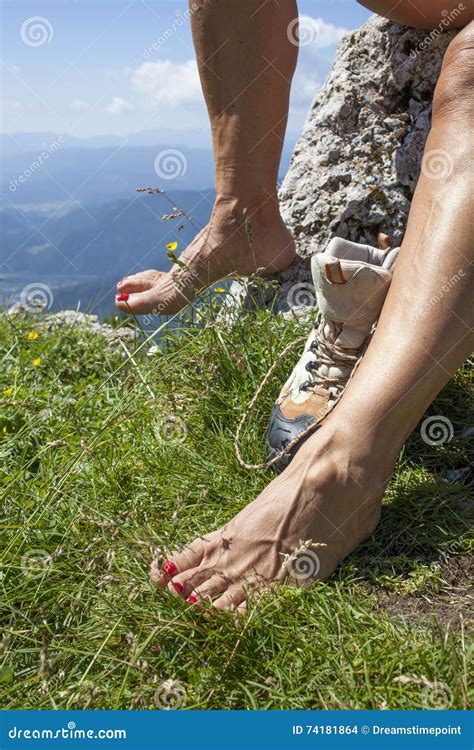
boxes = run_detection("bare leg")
[151,24,474,612]
[116,0,297,315]
[358,0,472,29]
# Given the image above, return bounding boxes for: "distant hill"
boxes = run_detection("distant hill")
[2,145,216,205]
[0,190,214,277]
[1,132,293,206]
[0,129,293,314]
[0,129,214,156]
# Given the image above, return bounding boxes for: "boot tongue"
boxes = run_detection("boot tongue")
[311,238,398,350]
[326,237,388,266]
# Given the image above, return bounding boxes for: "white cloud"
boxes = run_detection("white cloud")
[313,18,349,47]
[106,96,134,114]
[70,98,90,111]
[295,17,349,49]
[131,59,202,107]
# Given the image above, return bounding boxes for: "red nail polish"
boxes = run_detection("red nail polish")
[162,560,178,576]
[173,581,184,593]
[187,594,199,604]
[116,293,129,302]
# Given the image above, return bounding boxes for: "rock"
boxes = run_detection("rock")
[45,310,139,348]
[280,15,456,264]
[225,15,457,316]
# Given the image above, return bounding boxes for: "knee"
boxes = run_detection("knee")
[434,22,474,121]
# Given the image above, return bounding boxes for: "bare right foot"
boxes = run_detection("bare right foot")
[115,198,295,316]
[150,419,396,613]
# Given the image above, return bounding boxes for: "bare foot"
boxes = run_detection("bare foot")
[150,421,396,613]
[115,198,295,316]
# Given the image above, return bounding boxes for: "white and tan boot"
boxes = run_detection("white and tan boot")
[267,235,400,472]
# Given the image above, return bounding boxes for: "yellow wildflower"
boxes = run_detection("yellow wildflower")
[32,357,42,367]
[2,387,13,397]
[166,241,178,251]
[27,331,39,341]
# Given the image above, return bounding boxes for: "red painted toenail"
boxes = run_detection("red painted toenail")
[116,293,129,302]
[173,581,184,593]
[162,560,178,576]
[187,594,199,604]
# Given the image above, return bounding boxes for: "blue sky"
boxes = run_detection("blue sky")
[2,0,372,145]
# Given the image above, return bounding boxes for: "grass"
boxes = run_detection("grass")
[0,300,472,710]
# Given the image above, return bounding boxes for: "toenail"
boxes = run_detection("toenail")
[173,581,184,593]
[162,560,178,576]
[116,293,129,302]
[187,594,199,604]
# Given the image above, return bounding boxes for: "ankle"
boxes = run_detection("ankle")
[295,417,397,496]
[214,192,280,224]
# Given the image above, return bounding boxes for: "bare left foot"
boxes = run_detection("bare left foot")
[115,198,295,316]
[150,421,395,613]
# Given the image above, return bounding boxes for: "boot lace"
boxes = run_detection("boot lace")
[299,313,361,397]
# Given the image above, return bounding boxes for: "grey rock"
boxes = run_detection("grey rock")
[225,15,457,317]
[45,310,139,348]
[280,15,456,267]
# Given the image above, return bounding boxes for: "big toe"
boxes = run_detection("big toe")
[117,270,162,294]
[115,272,195,315]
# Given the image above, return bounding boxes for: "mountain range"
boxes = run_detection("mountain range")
[0,130,293,314]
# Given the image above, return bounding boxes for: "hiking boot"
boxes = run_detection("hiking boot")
[267,236,400,472]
